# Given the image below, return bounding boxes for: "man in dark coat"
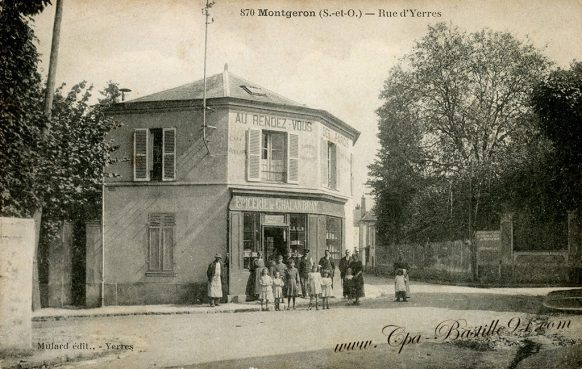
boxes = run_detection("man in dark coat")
[339,249,352,298]
[319,249,336,288]
[207,254,225,307]
[299,249,313,298]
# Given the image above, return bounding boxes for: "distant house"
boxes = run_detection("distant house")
[85,65,360,305]
[356,195,377,271]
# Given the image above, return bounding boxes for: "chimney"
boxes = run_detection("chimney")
[361,195,366,215]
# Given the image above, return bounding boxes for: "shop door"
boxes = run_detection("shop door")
[263,227,288,263]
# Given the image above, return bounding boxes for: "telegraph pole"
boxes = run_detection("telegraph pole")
[33,0,64,311]
[201,0,215,156]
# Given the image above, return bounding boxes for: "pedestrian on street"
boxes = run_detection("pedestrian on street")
[395,269,408,302]
[344,267,354,305]
[308,265,322,310]
[318,249,335,289]
[272,271,284,311]
[259,268,274,311]
[299,249,313,298]
[339,249,351,299]
[207,254,224,307]
[274,255,288,296]
[394,251,411,299]
[321,270,333,310]
[349,253,365,305]
[286,258,300,310]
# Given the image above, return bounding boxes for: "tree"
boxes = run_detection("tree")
[531,61,582,210]
[369,23,550,245]
[40,81,121,237]
[0,0,51,217]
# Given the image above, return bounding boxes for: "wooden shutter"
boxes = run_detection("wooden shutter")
[247,128,261,182]
[321,138,328,188]
[287,133,299,184]
[134,129,149,181]
[162,128,176,181]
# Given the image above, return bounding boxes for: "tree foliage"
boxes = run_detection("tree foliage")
[531,61,582,210]
[0,0,51,216]
[370,23,551,246]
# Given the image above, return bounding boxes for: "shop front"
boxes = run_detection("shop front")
[227,192,345,301]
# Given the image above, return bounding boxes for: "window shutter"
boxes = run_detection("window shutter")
[247,128,261,182]
[162,128,176,181]
[134,129,149,181]
[321,138,328,187]
[287,133,299,184]
[335,145,341,190]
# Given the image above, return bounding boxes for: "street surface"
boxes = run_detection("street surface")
[19,276,582,369]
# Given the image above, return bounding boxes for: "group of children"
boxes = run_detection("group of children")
[258,261,333,311]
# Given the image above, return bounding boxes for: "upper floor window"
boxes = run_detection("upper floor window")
[321,139,339,190]
[133,128,176,181]
[247,128,298,184]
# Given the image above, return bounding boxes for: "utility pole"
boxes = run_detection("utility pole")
[33,0,64,311]
[201,0,216,156]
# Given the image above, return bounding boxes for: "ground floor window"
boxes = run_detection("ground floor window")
[147,213,175,274]
[290,214,307,259]
[243,212,260,270]
[326,216,342,261]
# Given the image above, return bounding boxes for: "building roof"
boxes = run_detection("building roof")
[360,209,377,223]
[116,65,360,143]
[128,68,306,108]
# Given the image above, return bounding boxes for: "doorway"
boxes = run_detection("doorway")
[263,226,288,263]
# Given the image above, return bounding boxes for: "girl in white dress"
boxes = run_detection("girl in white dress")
[321,270,333,310]
[272,271,284,311]
[308,265,322,310]
[259,268,274,311]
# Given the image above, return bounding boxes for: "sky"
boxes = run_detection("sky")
[32,0,582,201]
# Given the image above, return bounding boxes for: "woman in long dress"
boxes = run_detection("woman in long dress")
[349,254,365,305]
[253,253,265,300]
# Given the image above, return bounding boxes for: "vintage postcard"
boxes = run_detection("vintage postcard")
[1,0,581,368]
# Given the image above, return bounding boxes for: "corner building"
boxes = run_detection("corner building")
[101,66,360,305]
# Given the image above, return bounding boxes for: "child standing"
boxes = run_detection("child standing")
[272,271,284,311]
[286,259,300,310]
[344,268,354,305]
[395,269,407,302]
[259,268,274,311]
[321,271,333,310]
[308,265,322,310]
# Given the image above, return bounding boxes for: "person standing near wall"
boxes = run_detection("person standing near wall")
[207,254,225,307]
[253,252,265,301]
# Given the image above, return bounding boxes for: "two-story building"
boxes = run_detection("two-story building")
[88,65,360,305]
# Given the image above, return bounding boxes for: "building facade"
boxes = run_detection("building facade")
[355,195,377,271]
[91,66,360,305]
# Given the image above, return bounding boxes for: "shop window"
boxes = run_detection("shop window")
[290,214,307,259]
[243,212,260,270]
[147,213,175,275]
[133,127,176,182]
[247,129,299,184]
[326,216,342,261]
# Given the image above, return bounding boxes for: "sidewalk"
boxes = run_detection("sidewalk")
[34,274,390,321]
[543,288,582,313]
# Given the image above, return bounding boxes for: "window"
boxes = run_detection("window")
[243,212,260,270]
[147,213,175,275]
[321,139,339,190]
[133,128,176,181]
[247,129,299,184]
[290,214,307,258]
[326,216,342,262]
[261,131,286,182]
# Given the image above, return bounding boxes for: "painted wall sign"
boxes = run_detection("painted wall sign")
[322,126,349,147]
[232,112,313,133]
[231,195,319,213]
